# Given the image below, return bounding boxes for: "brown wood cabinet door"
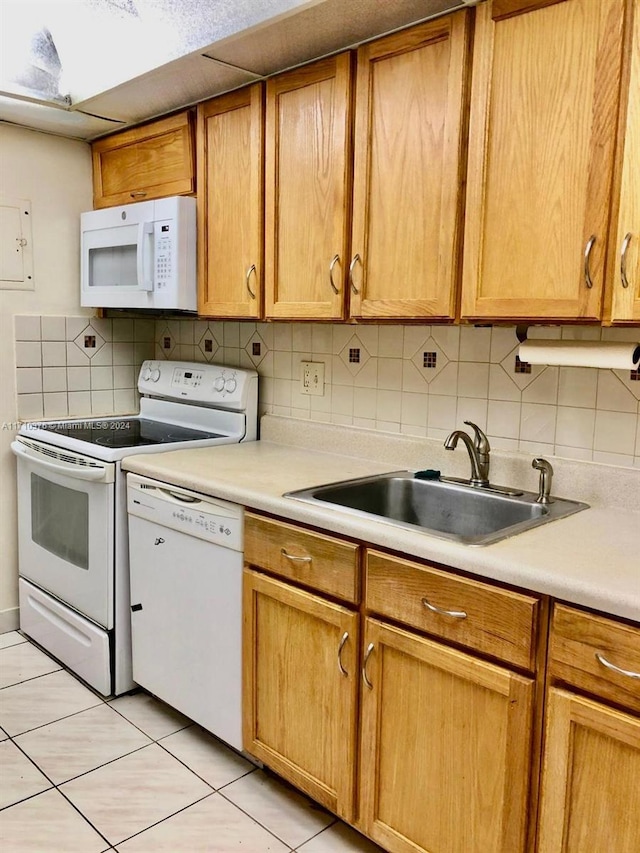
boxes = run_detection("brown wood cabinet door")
[91,111,195,209]
[537,687,640,852]
[265,54,352,319]
[243,570,359,822]
[359,618,534,853]
[349,11,471,320]
[607,0,640,323]
[197,85,264,318]
[462,0,626,321]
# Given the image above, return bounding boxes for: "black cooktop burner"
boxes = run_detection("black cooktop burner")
[38,418,224,448]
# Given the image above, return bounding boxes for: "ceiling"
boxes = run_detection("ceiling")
[0,0,476,142]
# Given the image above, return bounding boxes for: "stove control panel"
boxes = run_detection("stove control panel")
[138,360,258,412]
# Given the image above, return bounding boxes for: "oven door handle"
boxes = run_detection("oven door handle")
[11,441,114,483]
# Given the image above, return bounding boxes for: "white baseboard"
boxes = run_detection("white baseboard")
[0,607,19,634]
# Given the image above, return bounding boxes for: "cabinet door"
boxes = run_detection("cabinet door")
[537,687,640,852]
[265,54,352,319]
[462,0,626,321]
[243,570,359,822]
[197,85,264,318]
[359,618,534,853]
[607,0,640,323]
[91,111,195,209]
[349,12,471,320]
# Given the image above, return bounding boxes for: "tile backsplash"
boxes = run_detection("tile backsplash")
[14,316,640,468]
[14,316,154,420]
[153,320,640,469]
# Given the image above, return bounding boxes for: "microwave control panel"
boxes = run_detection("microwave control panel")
[154,222,173,290]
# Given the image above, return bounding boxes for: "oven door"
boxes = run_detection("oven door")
[12,438,116,629]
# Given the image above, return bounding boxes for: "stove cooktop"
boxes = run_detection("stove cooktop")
[38,418,224,449]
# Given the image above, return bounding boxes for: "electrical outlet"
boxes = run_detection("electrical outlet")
[300,361,325,396]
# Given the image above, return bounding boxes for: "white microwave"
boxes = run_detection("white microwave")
[80,195,196,310]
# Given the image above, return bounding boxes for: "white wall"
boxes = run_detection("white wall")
[0,123,93,630]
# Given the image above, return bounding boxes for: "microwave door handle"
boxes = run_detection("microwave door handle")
[136,222,154,292]
[11,441,111,482]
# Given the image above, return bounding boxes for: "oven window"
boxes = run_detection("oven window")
[31,475,89,569]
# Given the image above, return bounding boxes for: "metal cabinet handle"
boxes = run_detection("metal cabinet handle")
[280,548,312,564]
[595,652,640,680]
[620,232,632,289]
[349,254,361,294]
[130,191,147,198]
[362,642,375,689]
[329,254,341,294]
[338,631,349,676]
[246,264,257,299]
[584,235,596,289]
[422,597,467,620]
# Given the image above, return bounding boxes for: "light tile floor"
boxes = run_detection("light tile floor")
[0,632,385,853]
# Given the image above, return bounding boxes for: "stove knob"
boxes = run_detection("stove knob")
[142,367,152,381]
[150,368,161,382]
[213,376,225,392]
[224,377,237,393]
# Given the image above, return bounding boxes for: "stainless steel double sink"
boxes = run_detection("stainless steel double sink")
[285,471,589,546]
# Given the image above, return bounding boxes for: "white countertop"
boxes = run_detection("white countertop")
[122,431,640,624]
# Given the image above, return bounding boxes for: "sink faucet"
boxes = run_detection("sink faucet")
[444,421,491,487]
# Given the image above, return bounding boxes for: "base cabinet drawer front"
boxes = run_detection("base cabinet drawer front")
[537,687,640,853]
[365,550,540,670]
[243,569,359,822]
[359,618,534,853]
[91,111,196,208]
[244,513,359,603]
[549,604,640,714]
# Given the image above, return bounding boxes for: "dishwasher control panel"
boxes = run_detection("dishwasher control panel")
[127,473,243,551]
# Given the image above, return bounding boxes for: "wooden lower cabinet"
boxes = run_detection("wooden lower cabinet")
[358,617,535,853]
[242,569,359,822]
[537,688,640,853]
[241,517,637,853]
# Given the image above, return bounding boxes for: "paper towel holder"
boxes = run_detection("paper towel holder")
[516,324,529,343]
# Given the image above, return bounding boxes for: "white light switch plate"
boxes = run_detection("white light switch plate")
[300,361,325,395]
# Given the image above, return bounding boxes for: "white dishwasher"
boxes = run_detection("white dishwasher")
[127,473,243,751]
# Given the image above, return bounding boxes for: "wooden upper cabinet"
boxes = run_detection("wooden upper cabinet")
[606,0,640,323]
[91,111,195,209]
[197,85,264,318]
[265,54,353,320]
[350,11,472,320]
[462,0,627,321]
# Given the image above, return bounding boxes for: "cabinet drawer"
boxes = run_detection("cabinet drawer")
[91,111,195,208]
[549,604,640,714]
[244,514,359,604]
[365,550,540,670]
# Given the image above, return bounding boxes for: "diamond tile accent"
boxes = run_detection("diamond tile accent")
[196,327,221,363]
[410,337,447,383]
[339,335,370,375]
[616,367,640,399]
[73,326,105,359]
[499,345,545,390]
[155,325,177,359]
[244,331,268,367]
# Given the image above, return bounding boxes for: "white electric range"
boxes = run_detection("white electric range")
[11,360,258,697]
